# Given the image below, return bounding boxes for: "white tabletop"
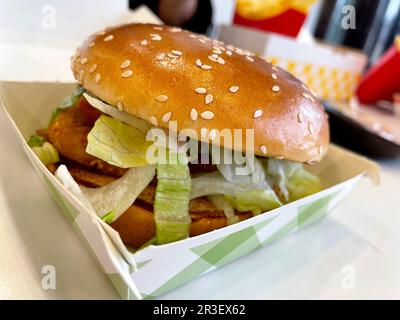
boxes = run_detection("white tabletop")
[1,41,399,300]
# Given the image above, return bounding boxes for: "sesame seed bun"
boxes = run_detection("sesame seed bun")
[71,23,329,163]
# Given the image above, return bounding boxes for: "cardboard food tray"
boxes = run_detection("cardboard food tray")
[0,81,380,299]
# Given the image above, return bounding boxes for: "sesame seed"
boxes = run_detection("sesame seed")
[189,34,197,39]
[97,30,106,36]
[213,49,222,55]
[246,56,254,62]
[209,129,217,140]
[156,53,166,61]
[155,95,168,103]
[89,42,95,48]
[95,73,101,83]
[272,66,279,72]
[167,53,179,59]
[318,145,324,155]
[149,116,158,126]
[162,112,172,122]
[199,39,206,44]
[229,86,239,93]
[272,73,278,80]
[117,101,123,111]
[171,50,183,56]
[217,57,225,65]
[104,35,113,41]
[205,94,214,104]
[150,33,159,37]
[308,123,315,135]
[260,145,267,154]
[190,108,198,120]
[170,27,182,32]
[151,35,162,41]
[208,55,218,62]
[140,40,148,46]
[297,112,304,123]
[253,109,263,119]
[226,50,233,56]
[120,60,131,69]
[276,156,284,160]
[89,64,97,74]
[201,64,212,70]
[80,57,88,64]
[121,70,133,78]
[303,92,316,102]
[195,87,207,94]
[272,85,280,92]
[195,59,202,67]
[201,111,214,120]
[153,26,163,31]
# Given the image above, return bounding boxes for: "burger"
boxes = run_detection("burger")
[28,23,329,248]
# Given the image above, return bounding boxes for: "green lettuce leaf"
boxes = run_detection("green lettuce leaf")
[27,134,44,147]
[191,172,282,215]
[266,158,322,202]
[59,86,85,108]
[49,86,85,125]
[207,195,239,225]
[31,141,60,165]
[101,211,115,223]
[86,115,152,168]
[81,165,156,221]
[225,189,281,215]
[155,157,191,244]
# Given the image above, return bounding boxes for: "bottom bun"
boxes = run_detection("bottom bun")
[111,204,253,248]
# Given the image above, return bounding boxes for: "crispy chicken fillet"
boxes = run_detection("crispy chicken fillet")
[66,164,253,247]
[47,107,127,177]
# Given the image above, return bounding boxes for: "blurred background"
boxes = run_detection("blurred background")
[0,0,400,158]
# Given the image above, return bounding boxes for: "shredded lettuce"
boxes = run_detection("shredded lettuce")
[155,156,191,244]
[27,134,44,147]
[225,189,281,215]
[81,165,156,222]
[191,172,248,199]
[59,86,85,108]
[49,86,85,125]
[191,171,282,215]
[216,156,270,189]
[86,115,152,168]
[207,195,239,225]
[31,141,60,165]
[101,211,115,223]
[266,158,322,202]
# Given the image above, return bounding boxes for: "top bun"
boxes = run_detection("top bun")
[71,23,329,163]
